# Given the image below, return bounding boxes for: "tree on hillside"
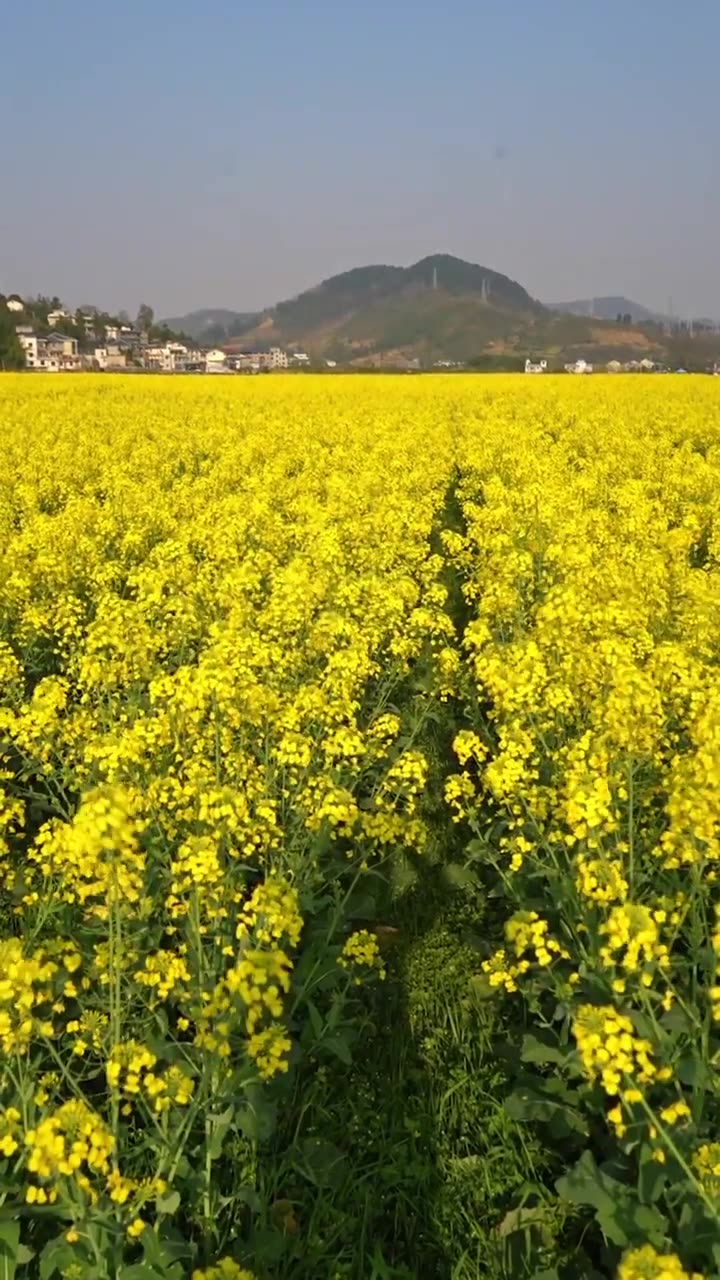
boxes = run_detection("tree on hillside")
[0,309,24,370]
[136,303,154,333]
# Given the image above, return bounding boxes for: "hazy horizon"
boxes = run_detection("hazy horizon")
[3,0,719,320]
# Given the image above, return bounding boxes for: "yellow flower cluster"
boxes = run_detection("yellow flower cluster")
[0,939,58,1053]
[4,372,720,1270]
[133,950,191,1005]
[0,373,456,1185]
[573,1004,669,1098]
[25,1100,114,1194]
[246,1025,293,1079]
[505,910,570,967]
[236,875,303,948]
[599,904,670,978]
[195,946,294,1076]
[106,1040,157,1093]
[339,929,387,982]
[617,1244,703,1280]
[106,1041,195,1113]
[575,853,628,905]
[442,377,720,1276]
[692,1142,720,1203]
[482,911,569,989]
[192,1261,255,1280]
[0,1105,21,1157]
[30,784,146,914]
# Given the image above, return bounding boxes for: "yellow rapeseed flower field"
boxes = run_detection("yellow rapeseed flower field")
[1,372,720,1279]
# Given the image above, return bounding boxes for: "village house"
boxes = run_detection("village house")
[94,344,127,371]
[6,295,24,313]
[47,309,72,328]
[232,347,289,372]
[144,342,189,372]
[18,334,60,372]
[232,353,261,372]
[44,333,81,370]
[46,333,79,360]
[205,348,229,373]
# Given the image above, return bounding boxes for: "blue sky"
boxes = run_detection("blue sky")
[3,0,719,317]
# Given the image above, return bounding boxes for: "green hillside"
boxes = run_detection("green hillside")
[175,255,694,366]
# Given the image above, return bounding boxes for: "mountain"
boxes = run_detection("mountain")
[166,258,681,366]
[219,254,559,364]
[223,256,675,365]
[547,296,666,324]
[161,307,258,342]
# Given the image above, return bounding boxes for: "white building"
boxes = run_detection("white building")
[290,351,310,365]
[6,296,24,313]
[233,353,261,372]
[18,335,60,372]
[143,345,165,370]
[46,333,79,360]
[47,309,71,328]
[94,344,127,371]
[104,324,120,342]
[144,342,189,372]
[565,359,593,374]
[205,348,230,373]
[525,358,547,374]
[229,346,288,372]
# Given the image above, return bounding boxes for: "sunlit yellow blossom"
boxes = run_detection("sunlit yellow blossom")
[339,930,387,982]
[617,1243,701,1280]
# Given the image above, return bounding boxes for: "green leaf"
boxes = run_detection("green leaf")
[441,862,478,889]
[307,1000,324,1038]
[299,1137,348,1189]
[118,1266,166,1280]
[506,1085,587,1136]
[39,1238,77,1280]
[629,1203,667,1242]
[661,1005,694,1035]
[207,1105,234,1161]
[322,1033,353,1066]
[556,1151,629,1247]
[236,1096,277,1143]
[468,974,498,1002]
[233,1187,262,1213]
[638,1144,668,1204]
[141,1226,192,1273]
[156,1190,181,1216]
[677,1052,709,1090]
[521,1033,568,1067]
[498,1206,553,1239]
[0,1221,19,1280]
